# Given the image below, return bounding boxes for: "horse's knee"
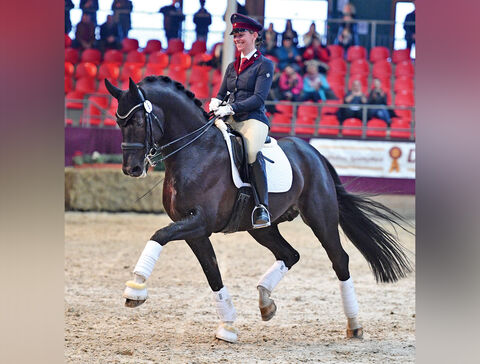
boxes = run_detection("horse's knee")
[332,252,350,281]
[285,249,300,269]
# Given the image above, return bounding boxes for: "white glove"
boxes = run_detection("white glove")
[209,98,222,112]
[214,105,235,117]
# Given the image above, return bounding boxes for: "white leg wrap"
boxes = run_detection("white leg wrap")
[212,286,237,322]
[133,240,163,280]
[257,260,288,292]
[339,277,359,318]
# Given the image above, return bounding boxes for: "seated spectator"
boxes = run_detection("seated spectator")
[261,23,279,56]
[302,36,330,71]
[301,63,334,102]
[303,22,321,48]
[72,13,96,51]
[112,0,133,39]
[367,78,391,125]
[278,65,303,101]
[334,15,358,53]
[274,36,302,71]
[281,19,299,47]
[337,79,367,122]
[99,15,121,51]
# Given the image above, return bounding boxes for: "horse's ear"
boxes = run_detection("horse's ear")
[104,79,122,99]
[128,77,137,95]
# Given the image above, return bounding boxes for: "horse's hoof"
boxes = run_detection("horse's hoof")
[346,327,364,339]
[215,322,238,343]
[125,298,146,308]
[260,300,277,321]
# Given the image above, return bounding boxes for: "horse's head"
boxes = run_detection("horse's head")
[105,78,165,177]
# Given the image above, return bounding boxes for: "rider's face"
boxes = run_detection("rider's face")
[233,31,257,54]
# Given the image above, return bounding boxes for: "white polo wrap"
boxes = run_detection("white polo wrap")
[339,277,359,318]
[212,286,237,322]
[257,260,288,292]
[133,240,163,280]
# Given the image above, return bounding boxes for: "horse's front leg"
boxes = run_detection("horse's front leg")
[123,209,208,308]
[186,237,238,343]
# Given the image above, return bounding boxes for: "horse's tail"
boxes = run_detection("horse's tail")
[323,157,413,283]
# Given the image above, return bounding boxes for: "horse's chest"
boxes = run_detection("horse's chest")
[163,177,179,218]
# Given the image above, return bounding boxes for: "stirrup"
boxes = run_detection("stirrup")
[251,205,271,229]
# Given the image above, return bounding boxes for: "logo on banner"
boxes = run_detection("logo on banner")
[389,147,402,172]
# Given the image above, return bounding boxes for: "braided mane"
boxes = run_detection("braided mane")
[142,75,209,119]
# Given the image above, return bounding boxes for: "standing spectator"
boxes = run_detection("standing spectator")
[160,0,186,41]
[367,78,391,125]
[281,19,299,47]
[301,63,333,102]
[278,65,303,101]
[337,79,367,123]
[334,15,358,54]
[274,36,301,71]
[99,15,121,51]
[80,0,99,26]
[112,0,133,40]
[65,0,74,34]
[260,23,278,55]
[193,0,212,42]
[404,9,415,50]
[303,22,321,48]
[73,13,96,51]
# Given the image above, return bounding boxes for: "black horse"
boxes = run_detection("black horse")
[105,76,412,343]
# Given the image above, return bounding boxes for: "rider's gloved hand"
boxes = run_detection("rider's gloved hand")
[214,105,235,118]
[208,98,222,112]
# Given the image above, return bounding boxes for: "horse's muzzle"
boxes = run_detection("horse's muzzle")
[123,164,145,177]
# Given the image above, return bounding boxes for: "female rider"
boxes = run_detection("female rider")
[209,13,275,229]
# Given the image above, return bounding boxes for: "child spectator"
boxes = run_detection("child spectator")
[278,65,303,101]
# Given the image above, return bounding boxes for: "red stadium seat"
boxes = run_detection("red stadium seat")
[120,63,143,82]
[392,49,411,64]
[126,50,146,65]
[295,103,318,135]
[394,108,412,122]
[192,52,213,65]
[342,118,363,136]
[326,71,345,87]
[75,77,96,94]
[327,45,344,60]
[395,61,414,78]
[66,90,86,109]
[103,49,123,64]
[328,58,347,74]
[65,76,73,94]
[170,53,192,69]
[372,60,392,78]
[121,38,139,53]
[394,92,414,107]
[390,118,412,139]
[330,85,345,100]
[189,65,210,84]
[65,62,74,77]
[143,39,162,54]
[270,111,292,134]
[97,62,120,82]
[189,40,207,56]
[148,51,169,68]
[369,46,390,63]
[65,48,79,64]
[81,48,102,64]
[321,100,341,116]
[166,39,184,54]
[366,118,387,138]
[349,59,369,76]
[346,45,367,62]
[65,34,72,48]
[96,78,118,94]
[168,65,187,84]
[394,77,414,93]
[87,95,110,126]
[318,116,340,136]
[144,63,166,77]
[75,62,97,79]
[297,102,318,119]
[189,82,210,99]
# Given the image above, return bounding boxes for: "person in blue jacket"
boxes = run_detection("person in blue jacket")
[209,13,274,229]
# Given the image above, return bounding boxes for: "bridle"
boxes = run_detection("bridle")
[116,86,217,169]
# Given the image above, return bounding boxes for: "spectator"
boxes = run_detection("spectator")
[260,23,279,55]
[404,9,415,50]
[160,0,186,41]
[112,0,133,39]
[337,79,367,123]
[65,0,74,34]
[99,15,121,51]
[281,19,299,47]
[302,36,330,70]
[367,78,391,125]
[334,15,358,54]
[274,36,301,71]
[301,63,333,102]
[193,0,212,42]
[303,22,321,48]
[278,65,303,101]
[80,0,99,26]
[72,13,96,51]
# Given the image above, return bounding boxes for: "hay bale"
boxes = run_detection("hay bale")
[65,167,165,212]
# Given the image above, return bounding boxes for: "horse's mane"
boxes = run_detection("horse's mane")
[142,75,209,120]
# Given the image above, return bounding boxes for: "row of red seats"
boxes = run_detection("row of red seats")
[327,44,412,64]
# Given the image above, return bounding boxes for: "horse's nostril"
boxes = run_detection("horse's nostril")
[131,166,142,175]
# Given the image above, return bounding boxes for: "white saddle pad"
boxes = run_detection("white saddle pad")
[216,121,293,193]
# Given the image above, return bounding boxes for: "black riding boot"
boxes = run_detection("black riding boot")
[248,152,271,229]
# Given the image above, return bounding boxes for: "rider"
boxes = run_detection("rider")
[209,13,275,229]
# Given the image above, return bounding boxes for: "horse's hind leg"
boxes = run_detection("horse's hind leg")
[248,224,300,321]
[299,196,363,339]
